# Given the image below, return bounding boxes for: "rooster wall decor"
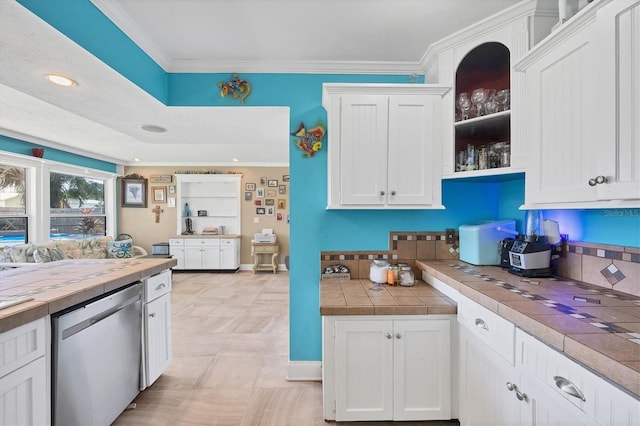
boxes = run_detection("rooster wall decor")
[218,73,251,104]
[291,120,325,158]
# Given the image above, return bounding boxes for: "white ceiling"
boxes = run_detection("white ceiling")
[0,0,521,166]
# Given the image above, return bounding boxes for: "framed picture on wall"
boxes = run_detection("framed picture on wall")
[278,185,286,194]
[267,207,274,216]
[268,179,278,187]
[283,175,290,182]
[256,207,265,215]
[151,186,167,203]
[265,199,275,206]
[122,178,147,208]
[266,190,276,197]
[245,183,256,191]
[245,191,252,201]
[257,188,264,198]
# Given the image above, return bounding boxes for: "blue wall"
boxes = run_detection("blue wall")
[1,134,117,173]
[11,1,640,363]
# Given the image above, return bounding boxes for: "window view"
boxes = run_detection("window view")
[50,172,106,239]
[0,165,28,246]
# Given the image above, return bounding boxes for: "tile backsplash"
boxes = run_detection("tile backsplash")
[320,232,640,298]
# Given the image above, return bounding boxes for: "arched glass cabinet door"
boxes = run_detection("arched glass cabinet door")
[454,42,511,174]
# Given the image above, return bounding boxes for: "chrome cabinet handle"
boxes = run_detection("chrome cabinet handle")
[149,312,156,318]
[390,190,396,196]
[385,333,393,339]
[506,382,515,391]
[155,283,166,291]
[515,389,528,402]
[380,191,385,196]
[475,318,489,331]
[554,376,586,401]
[588,175,607,186]
[395,333,402,339]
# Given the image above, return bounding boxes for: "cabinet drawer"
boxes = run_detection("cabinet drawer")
[252,244,278,253]
[0,318,46,378]
[143,269,172,302]
[516,328,640,424]
[457,295,515,364]
[185,239,220,247]
[169,238,183,246]
[220,239,235,247]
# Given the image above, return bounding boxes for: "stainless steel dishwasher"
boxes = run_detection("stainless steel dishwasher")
[52,282,143,426]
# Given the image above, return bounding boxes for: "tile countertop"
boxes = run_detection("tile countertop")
[0,257,177,333]
[319,279,457,316]
[416,260,640,399]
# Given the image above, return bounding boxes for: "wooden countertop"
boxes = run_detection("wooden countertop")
[320,279,457,316]
[0,257,177,333]
[416,260,640,398]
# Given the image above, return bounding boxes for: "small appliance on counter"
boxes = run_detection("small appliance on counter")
[508,211,561,278]
[459,220,516,265]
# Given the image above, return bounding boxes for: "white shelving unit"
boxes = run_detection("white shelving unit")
[174,174,241,236]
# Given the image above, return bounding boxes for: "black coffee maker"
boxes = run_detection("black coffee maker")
[499,238,516,268]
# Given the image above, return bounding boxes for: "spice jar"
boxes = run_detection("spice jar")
[387,265,399,286]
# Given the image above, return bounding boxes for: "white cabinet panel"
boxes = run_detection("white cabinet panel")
[144,293,172,387]
[0,356,47,426]
[325,315,452,422]
[323,84,449,209]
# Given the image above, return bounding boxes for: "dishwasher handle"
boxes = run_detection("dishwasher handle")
[61,293,141,340]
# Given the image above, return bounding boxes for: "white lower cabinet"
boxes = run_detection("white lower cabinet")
[168,238,185,269]
[323,316,452,422]
[171,238,239,270]
[0,318,48,426]
[141,270,172,389]
[459,325,532,426]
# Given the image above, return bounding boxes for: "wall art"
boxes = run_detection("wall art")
[122,177,147,208]
[218,73,251,104]
[152,186,167,203]
[292,120,325,157]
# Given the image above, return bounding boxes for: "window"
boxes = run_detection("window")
[50,172,106,239]
[0,165,28,246]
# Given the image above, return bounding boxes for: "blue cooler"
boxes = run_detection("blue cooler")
[459,220,516,265]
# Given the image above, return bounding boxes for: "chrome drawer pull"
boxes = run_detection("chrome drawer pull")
[554,376,586,402]
[475,318,489,331]
[155,283,166,291]
[385,333,393,340]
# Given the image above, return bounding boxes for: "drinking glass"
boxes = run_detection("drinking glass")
[457,92,471,120]
[471,88,487,117]
[495,89,510,111]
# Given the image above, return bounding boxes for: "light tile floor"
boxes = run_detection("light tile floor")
[113,271,459,426]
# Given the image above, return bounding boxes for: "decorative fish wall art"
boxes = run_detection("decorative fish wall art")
[291,120,325,158]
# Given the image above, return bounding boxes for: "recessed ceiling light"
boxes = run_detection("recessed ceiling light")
[133,158,141,162]
[141,124,167,133]
[232,158,239,162]
[44,73,77,87]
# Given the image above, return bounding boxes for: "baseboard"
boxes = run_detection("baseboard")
[286,361,322,381]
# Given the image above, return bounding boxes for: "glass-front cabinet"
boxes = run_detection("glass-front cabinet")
[454,42,511,174]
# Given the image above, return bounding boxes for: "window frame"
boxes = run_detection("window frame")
[0,152,116,245]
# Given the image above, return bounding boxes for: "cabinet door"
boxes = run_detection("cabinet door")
[219,239,238,269]
[339,95,389,206]
[527,376,597,426]
[459,326,531,426]
[522,20,599,205]
[334,319,394,421]
[201,246,220,269]
[0,357,47,426]
[595,0,640,202]
[169,239,184,270]
[387,95,437,206]
[184,246,202,269]
[144,293,172,387]
[393,319,450,421]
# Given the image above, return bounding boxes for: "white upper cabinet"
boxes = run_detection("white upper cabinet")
[422,0,559,179]
[323,84,450,210]
[515,0,640,208]
[594,0,640,202]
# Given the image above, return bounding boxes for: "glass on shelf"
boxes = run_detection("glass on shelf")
[456,92,471,121]
[495,89,510,112]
